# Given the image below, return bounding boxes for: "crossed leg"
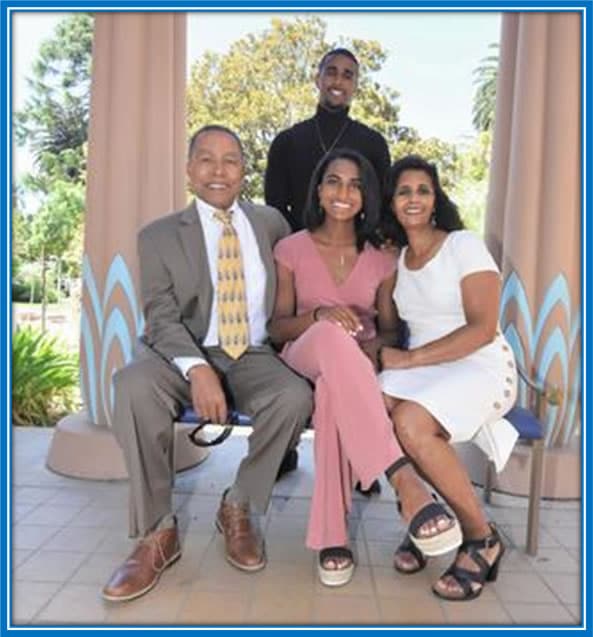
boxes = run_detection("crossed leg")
[388,399,503,598]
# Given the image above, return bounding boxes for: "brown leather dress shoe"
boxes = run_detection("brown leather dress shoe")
[216,494,265,572]
[102,524,181,602]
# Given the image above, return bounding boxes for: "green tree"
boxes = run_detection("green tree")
[26,180,85,329]
[472,43,499,133]
[186,16,401,200]
[14,14,93,180]
[346,38,400,143]
[450,131,493,233]
[391,132,461,191]
[14,14,92,322]
[11,185,39,302]
[12,208,30,282]
[12,185,29,270]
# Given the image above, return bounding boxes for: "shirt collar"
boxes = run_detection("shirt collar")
[315,103,350,122]
[194,197,241,220]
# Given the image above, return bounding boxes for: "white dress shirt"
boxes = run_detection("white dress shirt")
[174,198,268,378]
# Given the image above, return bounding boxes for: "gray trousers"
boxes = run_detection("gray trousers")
[112,344,313,537]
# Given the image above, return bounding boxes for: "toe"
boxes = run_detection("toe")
[394,551,421,572]
[322,556,351,572]
[434,574,463,598]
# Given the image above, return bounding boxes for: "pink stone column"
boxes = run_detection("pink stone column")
[474,12,582,498]
[47,13,207,478]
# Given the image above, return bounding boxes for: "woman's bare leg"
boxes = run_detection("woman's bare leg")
[390,400,502,596]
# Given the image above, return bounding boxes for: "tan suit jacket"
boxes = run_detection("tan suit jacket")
[113,199,310,534]
[138,200,291,363]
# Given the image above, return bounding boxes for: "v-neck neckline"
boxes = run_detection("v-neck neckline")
[305,231,363,289]
[402,232,452,272]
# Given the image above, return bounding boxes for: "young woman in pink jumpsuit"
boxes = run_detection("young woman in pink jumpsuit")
[268,149,462,586]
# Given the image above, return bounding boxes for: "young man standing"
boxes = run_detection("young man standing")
[265,48,390,232]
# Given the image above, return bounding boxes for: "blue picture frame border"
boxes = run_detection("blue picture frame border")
[1,1,590,634]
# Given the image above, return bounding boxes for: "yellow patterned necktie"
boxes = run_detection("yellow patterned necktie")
[213,209,249,359]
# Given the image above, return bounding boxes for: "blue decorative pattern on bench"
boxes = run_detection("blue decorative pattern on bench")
[178,407,252,427]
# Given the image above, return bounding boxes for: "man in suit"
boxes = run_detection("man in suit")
[102,125,313,602]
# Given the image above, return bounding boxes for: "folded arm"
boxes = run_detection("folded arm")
[268,262,314,345]
[268,262,364,345]
[360,271,400,370]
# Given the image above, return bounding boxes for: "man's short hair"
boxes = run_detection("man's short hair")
[318,48,359,72]
[188,125,244,160]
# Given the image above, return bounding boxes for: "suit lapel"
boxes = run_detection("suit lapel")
[241,201,276,316]
[179,202,213,328]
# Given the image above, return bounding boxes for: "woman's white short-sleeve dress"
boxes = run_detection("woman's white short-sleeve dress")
[379,230,519,469]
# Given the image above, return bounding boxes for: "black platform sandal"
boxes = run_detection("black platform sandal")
[432,523,505,602]
[387,458,462,557]
[393,499,428,574]
[394,536,427,574]
[318,546,355,587]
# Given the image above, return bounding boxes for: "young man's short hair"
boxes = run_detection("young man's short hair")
[317,48,359,73]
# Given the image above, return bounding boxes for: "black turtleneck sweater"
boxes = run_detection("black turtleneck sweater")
[264,106,390,231]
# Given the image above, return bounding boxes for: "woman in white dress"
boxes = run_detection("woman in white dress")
[378,155,518,602]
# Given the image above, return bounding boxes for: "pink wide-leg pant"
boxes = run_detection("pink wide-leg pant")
[281,321,404,549]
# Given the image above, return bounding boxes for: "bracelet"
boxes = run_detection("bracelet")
[312,306,322,322]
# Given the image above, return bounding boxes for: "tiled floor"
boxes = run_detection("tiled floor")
[11,427,582,627]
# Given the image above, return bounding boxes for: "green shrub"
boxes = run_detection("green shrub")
[12,275,59,303]
[12,326,79,426]
[11,281,31,303]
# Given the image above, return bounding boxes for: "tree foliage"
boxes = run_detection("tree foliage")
[391,132,460,191]
[472,43,499,133]
[450,131,493,232]
[12,209,30,278]
[26,180,85,328]
[28,181,85,260]
[187,16,401,200]
[15,13,93,181]
[14,14,92,325]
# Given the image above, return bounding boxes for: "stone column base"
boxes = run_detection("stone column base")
[456,438,581,500]
[46,411,209,480]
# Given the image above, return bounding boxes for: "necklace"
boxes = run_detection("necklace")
[312,235,355,270]
[313,236,356,248]
[314,116,351,157]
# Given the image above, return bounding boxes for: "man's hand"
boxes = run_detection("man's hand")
[188,365,228,424]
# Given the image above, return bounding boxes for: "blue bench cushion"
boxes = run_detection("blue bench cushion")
[505,405,544,440]
[178,407,252,427]
[179,404,543,441]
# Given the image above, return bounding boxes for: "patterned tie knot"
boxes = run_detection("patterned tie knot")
[213,209,234,228]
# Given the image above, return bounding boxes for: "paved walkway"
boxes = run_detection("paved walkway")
[11,427,581,627]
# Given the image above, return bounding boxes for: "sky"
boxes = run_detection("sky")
[12,10,501,179]
[187,11,501,141]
